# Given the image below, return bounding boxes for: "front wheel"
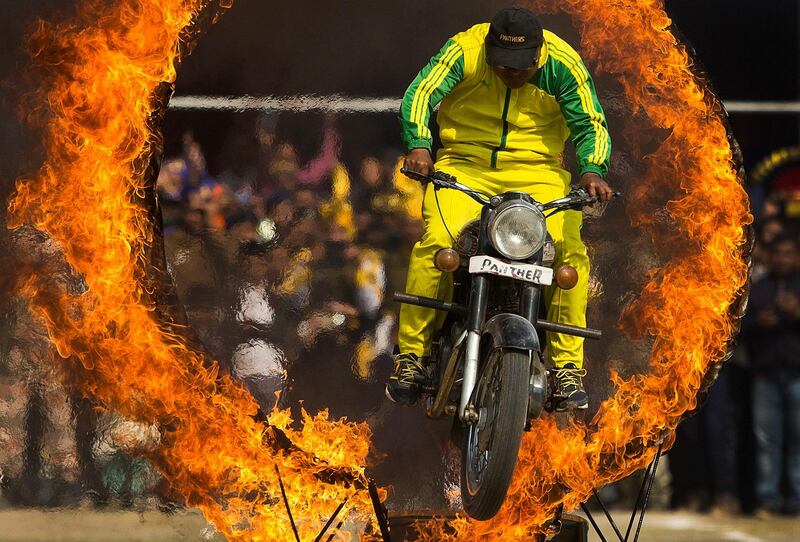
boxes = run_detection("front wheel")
[461,348,530,520]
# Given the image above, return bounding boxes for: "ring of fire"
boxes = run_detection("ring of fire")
[8,0,752,540]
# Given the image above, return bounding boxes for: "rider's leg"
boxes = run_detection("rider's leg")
[390,162,489,404]
[541,208,589,370]
[513,167,589,410]
[398,167,487,357]
[542,208,590,410]
[507,166,588,369]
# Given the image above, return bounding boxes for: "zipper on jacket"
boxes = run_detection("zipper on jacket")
[490,88,512,169]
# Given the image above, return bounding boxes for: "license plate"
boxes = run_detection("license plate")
[468,255,553,286]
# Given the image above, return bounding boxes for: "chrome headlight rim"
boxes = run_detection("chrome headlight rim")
[487,200,547,261]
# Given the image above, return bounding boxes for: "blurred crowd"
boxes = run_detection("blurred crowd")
[155,115,425,417]
[0,114,430,508]
[668,195,800,518]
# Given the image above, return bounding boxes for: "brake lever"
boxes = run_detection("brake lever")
[431,171,458,186]
[570,189,622,209]
[400,167,461,191]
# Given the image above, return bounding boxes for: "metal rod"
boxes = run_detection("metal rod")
[275,465,301,542]
[368,479,392,542]
[592,488,625,541]
[624,460,655,541]
[580,502,608,542]
[429,330,467,418]
[537,319,603,340]
[459,330,482,420]
[723,101,800,114]
[392,292,467,316]
[167,94,800,115]
[520,284,539,323]
[633,443,664,542]
[313,496,349,542]
[325,518,347,542]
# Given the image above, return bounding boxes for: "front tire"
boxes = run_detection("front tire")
[461,348,529,520]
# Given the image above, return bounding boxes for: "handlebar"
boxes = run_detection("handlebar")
[400,167,492,205]
[400,167,621,211]
[541,189,621,212]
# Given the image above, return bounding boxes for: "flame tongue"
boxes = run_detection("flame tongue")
[10,1,380,540]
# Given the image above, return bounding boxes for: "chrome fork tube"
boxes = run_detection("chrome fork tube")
[460,207,491,422]
[459,330,482,421]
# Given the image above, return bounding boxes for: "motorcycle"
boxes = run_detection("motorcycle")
[394,168,615,520]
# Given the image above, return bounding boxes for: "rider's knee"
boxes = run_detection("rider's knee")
[418,227,455,252]
[552,240,589,268]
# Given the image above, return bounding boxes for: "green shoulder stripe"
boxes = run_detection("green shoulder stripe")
[399,39,465,151]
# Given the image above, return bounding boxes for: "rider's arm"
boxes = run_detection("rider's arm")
[399,39,465,152]
[549,45,612,179]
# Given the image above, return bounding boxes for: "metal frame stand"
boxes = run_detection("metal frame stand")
[579,443,664,542]
[275,471,392,542]
[275,444,663,542]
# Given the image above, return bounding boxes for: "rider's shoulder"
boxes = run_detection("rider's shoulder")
[451,23,492,52]
[542,30,583,61]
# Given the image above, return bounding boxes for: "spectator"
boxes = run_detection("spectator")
[296,114,341,190]
[742,235,800,517]
[668,364,740,514]
[255,112,280,195]
[180,135,219,204]
[751,216,785,282]
[266,143,299,198]
[352,156,389,215]
[156,158,186,237]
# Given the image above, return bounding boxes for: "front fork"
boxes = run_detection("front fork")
[459,207,493,422]
[459,277,542,422]
[459,273,488,422]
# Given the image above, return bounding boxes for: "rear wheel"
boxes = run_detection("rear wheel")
[461,348,529,520]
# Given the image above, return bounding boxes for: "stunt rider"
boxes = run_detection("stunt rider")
[386,7,614,411]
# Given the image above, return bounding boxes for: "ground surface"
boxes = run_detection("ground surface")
[0,509,796,541]
[580,510,799,542]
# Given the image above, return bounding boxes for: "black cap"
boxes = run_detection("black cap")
[485,8,544,70]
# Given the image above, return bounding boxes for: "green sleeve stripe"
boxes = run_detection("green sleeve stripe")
[549,46,608,165]
[547,44,610,166]
[410,42,463,138]
[550,45,609,165]
[410,42,461,136]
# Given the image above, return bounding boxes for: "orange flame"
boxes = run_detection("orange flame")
[8,1,381,540]
[9,0,751,539]
[415,0,751,539]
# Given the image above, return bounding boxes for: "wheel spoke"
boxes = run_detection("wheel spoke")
[467,350,505,494]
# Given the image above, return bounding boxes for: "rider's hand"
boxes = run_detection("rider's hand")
[580,172,614,204]
[403,148,434,176]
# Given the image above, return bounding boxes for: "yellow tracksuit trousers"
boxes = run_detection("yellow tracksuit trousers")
[397,158,589,369]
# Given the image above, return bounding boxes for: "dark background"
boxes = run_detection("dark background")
[2,0,797,186]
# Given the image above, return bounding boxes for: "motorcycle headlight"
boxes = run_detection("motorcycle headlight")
[487,201,547,260]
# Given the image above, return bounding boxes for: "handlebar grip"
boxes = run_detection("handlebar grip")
[400,167,431,183]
